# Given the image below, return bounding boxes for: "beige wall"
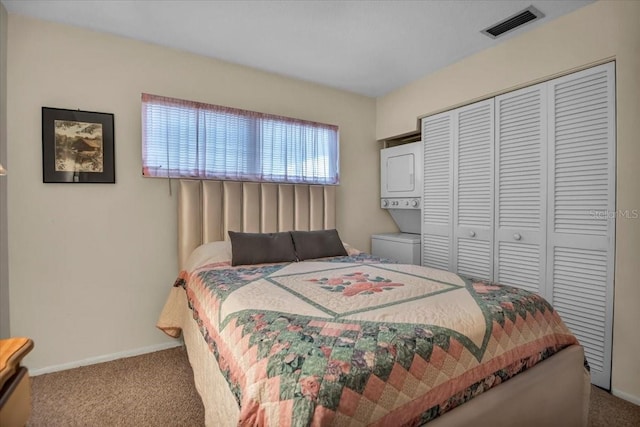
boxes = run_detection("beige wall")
[377,0,640,402]
[0,3,8,339]
[7,15,395,371]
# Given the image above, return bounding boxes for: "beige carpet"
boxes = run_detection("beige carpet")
[29,346,204,426]
[28,347,640,426]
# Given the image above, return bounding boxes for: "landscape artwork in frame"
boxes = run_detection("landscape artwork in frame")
[42,107,115,183]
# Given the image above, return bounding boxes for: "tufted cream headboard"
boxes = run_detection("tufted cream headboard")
[178,180,337,269]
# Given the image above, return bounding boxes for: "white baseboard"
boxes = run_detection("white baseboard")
[29,341,183,376]
[611,388,640,406]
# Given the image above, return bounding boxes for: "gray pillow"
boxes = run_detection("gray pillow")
[290,229,348,261]
[228,231,297,266]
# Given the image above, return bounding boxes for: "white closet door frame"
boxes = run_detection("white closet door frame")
[546,62,616,389]
[421,111,454,271]
[453,99,495,281]
[493,83,548,294]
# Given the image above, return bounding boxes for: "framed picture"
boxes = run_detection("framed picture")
[42,107,115,183]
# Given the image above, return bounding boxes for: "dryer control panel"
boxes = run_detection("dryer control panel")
[381,198,420,209]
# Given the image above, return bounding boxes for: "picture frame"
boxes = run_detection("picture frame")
[42,107,115,183]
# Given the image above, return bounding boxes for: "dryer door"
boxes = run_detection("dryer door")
[381,142,422,198]
[386,152,415,194]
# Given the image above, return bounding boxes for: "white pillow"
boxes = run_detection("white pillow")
[183,241,232,273]
[342,242,362,256]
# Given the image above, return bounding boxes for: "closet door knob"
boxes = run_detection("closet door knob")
[469,231,476,237]
[513,233,522,241]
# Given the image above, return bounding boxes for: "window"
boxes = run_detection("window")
[141,94,339,184]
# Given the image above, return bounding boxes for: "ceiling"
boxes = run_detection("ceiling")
[2,0,593,97]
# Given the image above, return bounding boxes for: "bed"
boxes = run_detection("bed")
[157,180,590,426]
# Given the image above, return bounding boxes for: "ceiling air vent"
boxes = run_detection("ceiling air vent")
[482,6,545,39]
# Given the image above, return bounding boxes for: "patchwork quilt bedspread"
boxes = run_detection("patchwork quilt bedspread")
[172,254,578,426]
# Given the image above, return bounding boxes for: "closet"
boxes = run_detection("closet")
[421,62,615,389]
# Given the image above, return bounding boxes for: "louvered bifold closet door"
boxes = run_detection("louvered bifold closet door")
[547,62,615,389]
[422,111,454,270]
[453,99,494,280]
[494,84,547,294]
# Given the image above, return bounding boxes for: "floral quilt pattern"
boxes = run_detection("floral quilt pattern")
[176,254,579,426]
[308,272,404,297]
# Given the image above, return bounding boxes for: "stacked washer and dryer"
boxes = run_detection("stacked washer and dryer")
[372,142,422,265]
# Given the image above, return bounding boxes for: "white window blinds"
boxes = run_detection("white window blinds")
[141,93,340,184]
